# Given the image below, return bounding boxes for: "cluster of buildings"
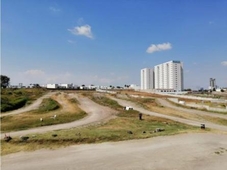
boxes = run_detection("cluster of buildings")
[8,60,225,93]
[141,60,184,92]
[46,84,140,90]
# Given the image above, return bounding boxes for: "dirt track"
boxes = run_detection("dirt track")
[110,97,227,131]
[157,98,227,119]
[1,93,117,138]
[2,133,227,170]
[2,92,227,170]
[0,92,56,118]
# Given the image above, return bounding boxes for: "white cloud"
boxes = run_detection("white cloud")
[146,42,172,54]
[46,72,73,83]
[49,7,61,12]
[24,69,45,76]
[21,70,74,85]
[221,61,227,66]
[22,69,46,84]
[68,25,93,39]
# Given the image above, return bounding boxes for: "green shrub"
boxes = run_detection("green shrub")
[0,98,27,112]
[12,98,27,109]
[1,88,47,112]
[36,98,60,113]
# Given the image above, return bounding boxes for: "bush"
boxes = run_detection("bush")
[1,98,27,112]
[12,98,27,109]
[36,98,60,113]
[1,88,47,112]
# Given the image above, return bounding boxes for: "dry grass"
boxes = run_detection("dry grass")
[117,94,227,126]
[1,92,206,155]
[1,110,202,155]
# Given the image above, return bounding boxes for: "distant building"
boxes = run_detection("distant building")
[129,84,140,90]
[154,60,184,92]
[140,68,154,90]
[59,83,73,89]
[140,60,184,92]
[209,78,216,90]
[18,83,23,88]
[47,84,59,89]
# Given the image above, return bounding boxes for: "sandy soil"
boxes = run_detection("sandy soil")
[2,133,227,170]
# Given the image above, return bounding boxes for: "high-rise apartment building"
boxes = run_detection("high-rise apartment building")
[140,68,154,90]
[154,60,183,92]
[209,78,216,90]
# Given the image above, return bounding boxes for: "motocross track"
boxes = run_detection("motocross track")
[157,98,227,120]
[0,92,56,118]
[1,92,117,139]
[109,96,227,131]
[1,92,227,170]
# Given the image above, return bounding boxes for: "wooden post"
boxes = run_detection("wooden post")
[139,113,142,120]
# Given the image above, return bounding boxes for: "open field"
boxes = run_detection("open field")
[2,90,227,158]
[1,90,227,170]
[1,91,203,155]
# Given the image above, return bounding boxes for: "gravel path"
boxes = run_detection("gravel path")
[2,133,227,170]
[157,98,227,119]
[1,94,117,139]
[109,97,227,131]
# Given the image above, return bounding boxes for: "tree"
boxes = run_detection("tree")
[1,75,10,88]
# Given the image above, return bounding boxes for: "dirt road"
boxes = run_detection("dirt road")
[1,94,117,138]
[110,97,227,131]
[157,98,227,119]
[2,133,227,170]
[0,92,56,118]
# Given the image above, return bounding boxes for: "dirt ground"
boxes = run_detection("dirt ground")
[1,91,227,170]
[110,96,227,131]
[157,98,227,120]
[1,93,117,139]
[2,133,227,170]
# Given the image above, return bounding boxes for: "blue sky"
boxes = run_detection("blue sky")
[1,0,227,89]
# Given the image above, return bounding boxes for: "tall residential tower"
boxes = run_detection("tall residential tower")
[154,60,183,92]
[140,68,154,90]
